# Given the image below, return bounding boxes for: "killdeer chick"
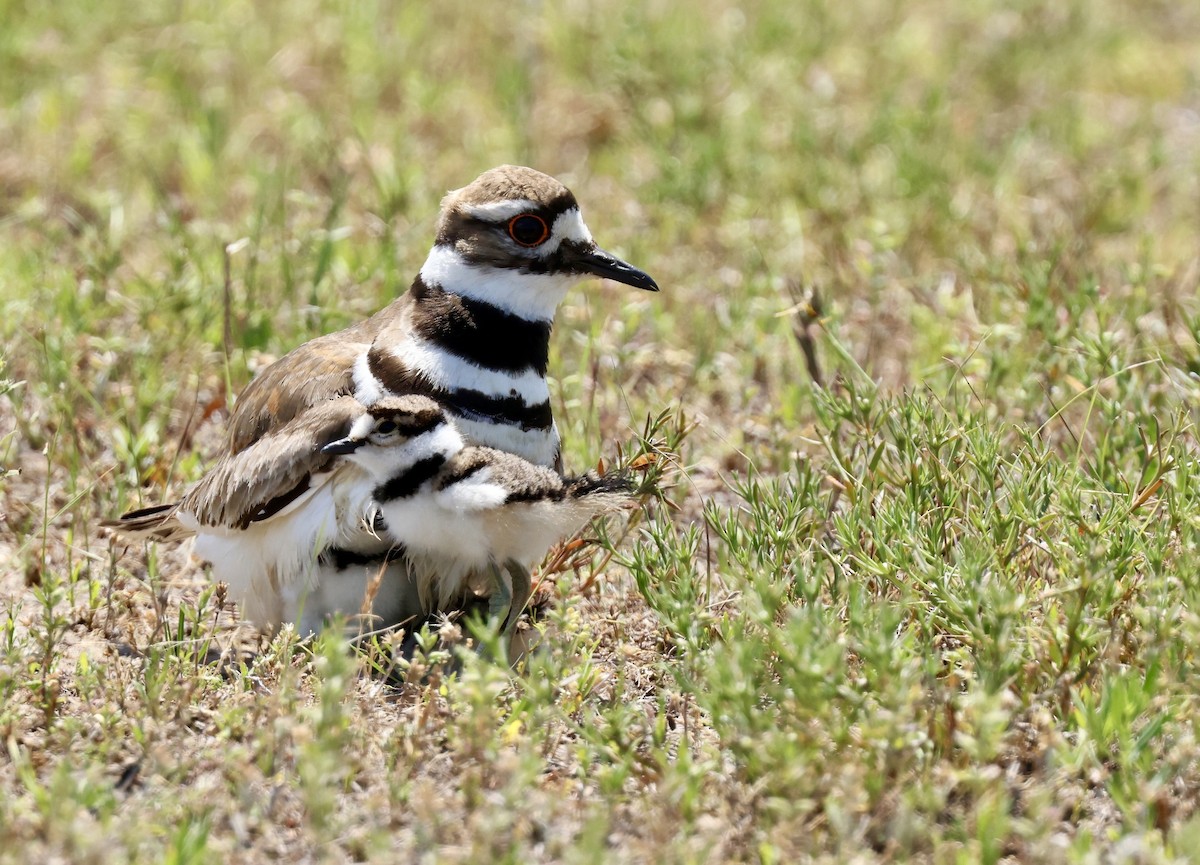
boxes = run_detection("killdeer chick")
[321,395,634,638]
[103,396,420,632]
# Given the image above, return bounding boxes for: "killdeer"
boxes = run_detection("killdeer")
[227,165,658,470]
[321,395,634,637]
[111,166,655,632]
[103,396,420,632]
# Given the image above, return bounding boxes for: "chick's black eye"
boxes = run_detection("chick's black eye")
[508,214,550,247]
[376,420,397,435]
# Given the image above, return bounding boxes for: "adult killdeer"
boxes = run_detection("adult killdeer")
[321,395,634,637]
[227,165,658,470]
[103,396,418,632]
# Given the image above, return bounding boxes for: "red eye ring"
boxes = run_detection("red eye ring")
[507,214,551,247]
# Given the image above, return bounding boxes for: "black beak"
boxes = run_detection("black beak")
[564,242,659,291]
[321,436,362,456]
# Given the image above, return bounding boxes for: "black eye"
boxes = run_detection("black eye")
[508,214,550,247]
[376,420,397,435]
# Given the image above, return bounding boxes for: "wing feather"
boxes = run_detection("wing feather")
[101,503,193,543]
[182,395,363,528]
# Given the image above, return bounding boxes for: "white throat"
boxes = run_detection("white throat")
[418,245,576,322]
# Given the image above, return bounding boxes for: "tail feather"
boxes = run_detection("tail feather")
[101,503,193,543]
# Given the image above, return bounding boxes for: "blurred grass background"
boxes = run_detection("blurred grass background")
[2,0,1200,862]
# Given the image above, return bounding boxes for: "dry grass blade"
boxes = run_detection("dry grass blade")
[782,279,825,388]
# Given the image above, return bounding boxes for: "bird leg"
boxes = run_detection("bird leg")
[486,560,513,630]
[483,559,533,639]
[502,559,532,636]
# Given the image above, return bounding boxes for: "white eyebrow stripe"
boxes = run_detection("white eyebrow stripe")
[551,208,594,245]
[464,199,540,221]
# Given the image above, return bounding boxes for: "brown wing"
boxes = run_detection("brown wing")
[185,395,364,529]
[226,296,412,455]
[227,329,366,454]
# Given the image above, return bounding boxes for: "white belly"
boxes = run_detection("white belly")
[293,556,422,637]
[184,468,381,629]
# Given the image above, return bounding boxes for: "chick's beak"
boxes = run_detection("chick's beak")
[321,437,362,456]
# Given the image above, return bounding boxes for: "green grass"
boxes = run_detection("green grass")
[2,0,1200,861]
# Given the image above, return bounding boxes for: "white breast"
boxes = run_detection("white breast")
[452,416,560,468]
